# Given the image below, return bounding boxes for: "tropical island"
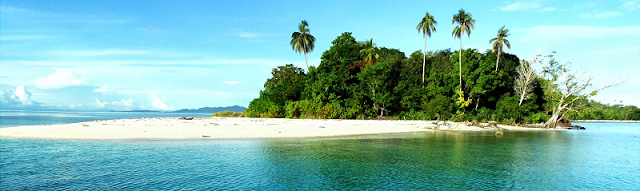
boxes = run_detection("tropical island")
[241,10,639,129]
[1,9,639,140]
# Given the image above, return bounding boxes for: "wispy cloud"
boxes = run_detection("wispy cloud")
[34,68,87,89]
[579,11,623,19]
[0,35,49,41]
[496,0,554,12]
[137,26,165,35]
[622,0,640,10]
[235,32,260,38]
[150,93,174,111]
[0,6,39,14]
[540,7,556,12]
[223,81,241,85]
[47,49,151,57]
[78,19,129,24]
[514,26,640,41]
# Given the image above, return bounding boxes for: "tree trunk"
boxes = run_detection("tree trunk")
[303,52,309,70]
[545,113,560,128]
[423,38,427,84]
[495,49,500,72]
[518,91,525,106]
[459,38,463,92]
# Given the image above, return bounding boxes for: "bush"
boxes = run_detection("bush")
[247,98,283,118]
[285,100,321,119]
[210,111,247,117]
[423,95,454,120]
[471,107,495,122]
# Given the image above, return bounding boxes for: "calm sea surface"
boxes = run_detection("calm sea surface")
[1,111,639,190]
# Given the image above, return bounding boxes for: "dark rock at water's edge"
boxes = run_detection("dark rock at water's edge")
[560,120,586,130]
[172,105,247,113]
[179,117,194,120]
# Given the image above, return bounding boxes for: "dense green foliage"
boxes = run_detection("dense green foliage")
[249,32,543,123]
[248,32,638,123]
[211,111,247,117]
[567,100,640,120]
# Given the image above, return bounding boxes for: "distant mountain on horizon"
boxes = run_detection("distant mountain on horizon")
[171,105,247,113]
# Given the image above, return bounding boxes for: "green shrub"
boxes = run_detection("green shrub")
[210,111,247,117]
[247,98,283,118]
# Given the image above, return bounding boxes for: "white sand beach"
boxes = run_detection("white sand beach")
[0,117,561,140]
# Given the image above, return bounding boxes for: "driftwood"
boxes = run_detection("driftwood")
[427,118,450,130]
[179,117,194,120]
[466,120,504,135]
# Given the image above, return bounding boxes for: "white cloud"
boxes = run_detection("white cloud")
[579,11,623,19]
[236,32,259,38]
[622,0,640,10]
[223,81,241,85]
[150,93,174,111]
[14,86,34,105]
[94,86,110,93]
[34,68,86,89]
[95,98,108,107]
[540,7,556,12]
[498,1,541,11]
[95,98,136,109]
[112,98,135,107]
[1,85,40,107]
[50,49,150,57]
[514,26,640,41]
[0,35,48,41]
[0,6,38,14]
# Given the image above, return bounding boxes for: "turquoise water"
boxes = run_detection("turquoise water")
[0,110,210,127]
[1,112,639,190]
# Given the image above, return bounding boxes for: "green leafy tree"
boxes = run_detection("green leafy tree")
[359,39,379,67]
[489,25,511,71]
[452,9,475,92]
[290,20,316,70]
[247,64,306,118]
[417,12,437,83]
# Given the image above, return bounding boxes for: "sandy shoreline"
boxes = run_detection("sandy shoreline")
[0,117,562,140]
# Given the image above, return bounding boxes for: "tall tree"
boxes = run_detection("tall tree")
[514,58,537,106]
[452,9,475,92]
[417,12,437,83]
[490,25,511,71]
[290,20,316,70]
[360,39,379,67]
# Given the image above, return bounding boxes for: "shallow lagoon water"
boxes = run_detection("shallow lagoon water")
[1,122,638,190]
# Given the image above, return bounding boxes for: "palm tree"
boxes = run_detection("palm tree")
[451,9,475,92]
[360,39,379,67]
[417,12,437,83]
[490,25,511,72]
[290,20,316,69]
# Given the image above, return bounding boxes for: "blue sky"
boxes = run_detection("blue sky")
[1,0,639,111]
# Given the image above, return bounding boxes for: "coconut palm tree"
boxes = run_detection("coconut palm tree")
[360,39,379,67]
[490,25,511,72]
[451,9,475,92]
[417,12,437,83]
[290,20,316,70]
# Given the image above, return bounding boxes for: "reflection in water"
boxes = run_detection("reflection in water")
[259,130,637,190]
[1,124,639,190]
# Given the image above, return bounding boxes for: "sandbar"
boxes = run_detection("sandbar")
[0,117,561,140]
